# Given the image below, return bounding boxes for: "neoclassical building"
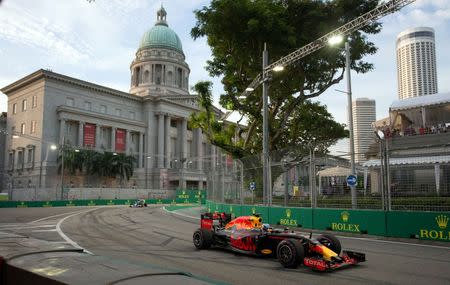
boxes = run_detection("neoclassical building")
[1,7,222,191]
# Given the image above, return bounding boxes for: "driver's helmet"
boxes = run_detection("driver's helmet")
[262,223,270,230]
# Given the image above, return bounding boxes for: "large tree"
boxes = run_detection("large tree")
[190,0,380,159]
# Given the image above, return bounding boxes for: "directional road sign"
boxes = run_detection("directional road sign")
[347,175,357,187]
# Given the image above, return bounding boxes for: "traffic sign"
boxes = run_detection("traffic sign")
[249,182,256,191]
[347,175,357,187]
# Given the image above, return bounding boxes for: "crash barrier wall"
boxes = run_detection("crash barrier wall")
[5,187,178,201]
[0,188,206,203]
[0,190,206,208]
[206,201,450,242]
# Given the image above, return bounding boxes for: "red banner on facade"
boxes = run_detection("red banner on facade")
[115,129,126,152]
[83,123,96,147]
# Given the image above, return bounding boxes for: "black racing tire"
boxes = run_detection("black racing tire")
[276,239,304,268]
[193,228,213,249]
[317,234,341,254]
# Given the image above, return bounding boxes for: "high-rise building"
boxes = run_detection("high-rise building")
[396,27,438,100]
[352,98,376,163]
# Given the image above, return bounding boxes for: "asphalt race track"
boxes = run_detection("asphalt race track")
[0,206,449,285]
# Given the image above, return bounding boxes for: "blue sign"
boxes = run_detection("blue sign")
[249,182,256,191]
[347,175,357,187]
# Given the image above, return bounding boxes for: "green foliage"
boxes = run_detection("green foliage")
[190,0,380,159]
[57,149,136,182]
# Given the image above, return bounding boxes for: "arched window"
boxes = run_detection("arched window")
[167,71,173,85]
[177,68,182,88]
[144,70,150,83]
[155,64,162,85]
[135,67,141,86]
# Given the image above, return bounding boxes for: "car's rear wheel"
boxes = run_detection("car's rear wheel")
[317,234,341,254]
[276,239,304,268]
[193,228,213,249]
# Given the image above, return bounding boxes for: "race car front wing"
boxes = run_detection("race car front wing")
[303,250,366,271]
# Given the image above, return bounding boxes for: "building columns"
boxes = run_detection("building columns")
[126,130,131,155]
[78,121,84,147]
[59,119,66,145]
[95,124,101,150]
[111,127,116,152]
[157,113,164,168]
[138,132,144,168]
[164,115,171,168]
[180,118,187,167]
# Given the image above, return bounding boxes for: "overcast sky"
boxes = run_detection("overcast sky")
[0,0,449,126]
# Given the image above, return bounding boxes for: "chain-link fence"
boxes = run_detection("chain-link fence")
[206,142,450,212]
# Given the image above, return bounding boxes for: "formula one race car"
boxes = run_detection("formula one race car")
[193,212,365,271]
[129,199,147,208]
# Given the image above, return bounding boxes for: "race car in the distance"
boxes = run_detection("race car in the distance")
[129,199,147,208]
[193,212,365,271]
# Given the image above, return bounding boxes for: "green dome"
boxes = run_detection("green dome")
[139,23,183,54]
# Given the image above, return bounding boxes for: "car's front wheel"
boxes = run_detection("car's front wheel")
[276,239,304,268]
[317,234,341,254]
[193,228,213,249]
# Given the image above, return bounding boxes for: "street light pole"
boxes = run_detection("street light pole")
[345,41,357,209]
[262,43,270,206]
[60,136,65,200]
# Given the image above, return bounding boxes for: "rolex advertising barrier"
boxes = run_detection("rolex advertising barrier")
[206,201,450,242]
[0,190,206,208]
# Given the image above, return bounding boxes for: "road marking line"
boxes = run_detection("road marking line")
[32,229,58,233]
[31,210,89,223]
[162,207,200,220]
[0,224,54,229]
[56,208,99,255]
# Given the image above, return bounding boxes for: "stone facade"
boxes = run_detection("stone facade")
[0,8,222,194]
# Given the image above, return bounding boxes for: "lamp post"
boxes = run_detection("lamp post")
[375,130,390,211]
[60,136,65,200]
[329,36,357,209]
[345,41,357,209]
[262,43,270,206]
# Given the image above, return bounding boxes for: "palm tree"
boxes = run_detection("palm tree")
[112,153,135,185]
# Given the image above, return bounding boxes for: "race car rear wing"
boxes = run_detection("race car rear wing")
[200,212,232,230]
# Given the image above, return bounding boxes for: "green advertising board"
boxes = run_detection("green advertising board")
[386,211,450,241]
[269,207,312,228]
[313,208,386,236]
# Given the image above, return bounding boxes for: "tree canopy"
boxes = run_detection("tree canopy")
[190,0,381,159]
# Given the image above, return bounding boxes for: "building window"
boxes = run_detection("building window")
[17,150,24,170]
[20,123,26,134]
[22,99,27,111]
[115,108,121,116]
[32,95,37,108]
[85,101,92,111]
[30,121,37,134]
[27,147,34,164]
[8,151,15,170]
[66,98,74,107]
[130,111,135,120]
[100,105,106,114]
[12,103,17,114]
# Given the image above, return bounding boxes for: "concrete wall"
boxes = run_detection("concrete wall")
[4,187,175,201]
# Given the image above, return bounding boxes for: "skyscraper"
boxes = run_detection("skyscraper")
[396,27,438,100]
[352,98,376,163]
